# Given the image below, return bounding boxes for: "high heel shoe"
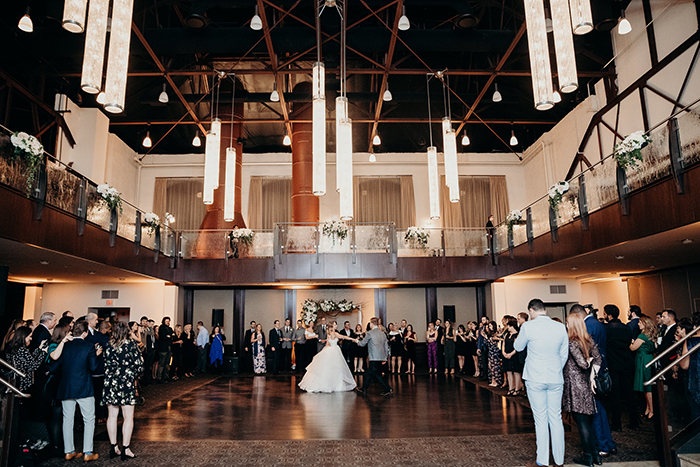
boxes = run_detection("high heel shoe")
[109,445,121,459]
[121,446,136,461]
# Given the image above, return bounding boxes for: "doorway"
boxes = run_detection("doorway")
[88,307,130,322]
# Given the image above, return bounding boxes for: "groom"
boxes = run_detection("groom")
[355,318,393,396]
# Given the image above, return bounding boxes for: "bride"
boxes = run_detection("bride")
[299,321,357,393]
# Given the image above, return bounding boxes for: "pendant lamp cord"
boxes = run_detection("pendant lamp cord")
[426,74,433,148]
[230,74,236,148]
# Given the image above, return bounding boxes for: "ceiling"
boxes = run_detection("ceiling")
[0,0,625,157]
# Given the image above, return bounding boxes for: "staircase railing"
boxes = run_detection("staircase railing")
[0,357,31,467]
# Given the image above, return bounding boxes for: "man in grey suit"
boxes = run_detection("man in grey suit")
[355,317,393,396]
[316,317,328,353]
[292,320,306,372]
[514,298,569,467]
[281,318,294,372]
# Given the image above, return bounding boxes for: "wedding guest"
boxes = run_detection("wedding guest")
[486,321,503,387]
[563,313,603,467]
[680,312,700,420]
[243,321,256,373]
[169,324,184,380]
[388,323,403,373]
[103,322,143,460]
[195,321,209,375]
[352,324,366,372]
[209,326,225,373]
[292,320,306,372]
[156,317,173,383]
[426,322,438,374]
[6,326,49,392]
[129,322,143,351]
[444,320,456,374]
[502,319,523,396]
[476,317,489,380]
[338,321,355,367]
[627,305,642,339]
[605,304,638,431]
[435,318,445,372]
[631,315,657,419]
[465,322,479,377]
[455,324,468,374]
[1,318,25,354]
[304,323,319,370]
[46,324,72,456]
[89,320,110,424]
[26,319,35,331]
[404,324,417,374]
[252,323,267,374]
[281,319,294,371]
[269,320,282,374]
[181,324,196,377]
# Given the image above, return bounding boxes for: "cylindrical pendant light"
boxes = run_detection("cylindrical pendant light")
[62,0,87,33]
[550,0,578,93]
[312,62,326,196]
[203,119,221,205]
[337,118,354,221]
[569,0,593,35]
[103,0,135,114]
[427,146,440,219]
[523,0,554,110]
[442,117,460,203]
[210,119,221,188]
[224,147,236,222]
[335,96,348,193]
[80,0,109,94]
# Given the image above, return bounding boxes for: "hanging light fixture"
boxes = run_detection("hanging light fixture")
[509,126,519,146]
[80,0,108,94]
[569,0,593,34]
[62,0,87,33]
[372,132,381,146]
[523,0,554,110]
[203,119,221,205]
[383,82,393,101]
[492,83,502,102]
[283,131,291,146]
[553,90,562,103]
[461,130,470,146]
[442,117,460,203]
[618,10,632,35]
[398,6,410,30]
[224,76,238,222]
[550,0,578,93]
[103,0,135,114]
[270,82,280,102]
[18,7,33,33]
[369,153,376,163]
[336,0,353,221]
[250,5,263,30]
[192,130,202,147]
[96,92,106,105]
[142,126,152,148]
[544,7,553,33]
[425,74,440,219]
[312,61,326,196]
[158,83,169,103]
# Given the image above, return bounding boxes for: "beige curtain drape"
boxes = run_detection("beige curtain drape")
[441,175,510,228]
[152,177,207,231]
[353,176,416,228]
[248,176,291,230]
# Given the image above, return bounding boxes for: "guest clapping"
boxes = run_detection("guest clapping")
[404,324,417,374]
[6,325,48,391]
[252,323,266,374]
[388,323,403,373]
[427,322,438,374]
[209,326,226,373]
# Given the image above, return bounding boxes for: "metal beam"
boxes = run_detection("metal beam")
[110,118,557,126]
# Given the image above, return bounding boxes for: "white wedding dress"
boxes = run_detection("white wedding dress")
[298,336,357,393]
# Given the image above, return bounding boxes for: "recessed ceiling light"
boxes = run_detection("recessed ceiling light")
[682,238,693,244]
[46,278,53,281]
[39,260,49,265]
[649,265,657,269]
[119,277,126,281]
[615,255,624,260]
[542,273,549,277]
[88,271,96,275]
[570,266,578,270]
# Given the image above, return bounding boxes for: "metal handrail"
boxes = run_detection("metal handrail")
[0,376,29,398]
[0,357,26,378]
[645,325,700,368]
[644,339,700,386]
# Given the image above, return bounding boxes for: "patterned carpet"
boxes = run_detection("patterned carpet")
[33,373,658,467]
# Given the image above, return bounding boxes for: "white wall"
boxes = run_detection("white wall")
[106,134,139,203]
[580,279,631,322]
[436,287,478,324]
[60,97,110,183]
[23,286,43,321]
[40,281,174,323]
[193,289,234,338]
[386,288,426,342]
[244,289,286,331]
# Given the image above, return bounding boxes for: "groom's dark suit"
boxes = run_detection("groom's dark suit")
[338,327,355,365]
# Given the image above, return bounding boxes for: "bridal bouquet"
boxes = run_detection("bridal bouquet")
[505,210,523,235]
[97,183,123,214]
[230,228,255,246]
[548,181,569,214]
[10,131,44,195]
[614,131,651,170]
[301,299,319,325]
[404,226,430,248]
[142,212,160,236]
[322,219,348,245]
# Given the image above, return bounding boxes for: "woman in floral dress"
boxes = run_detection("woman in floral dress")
[252,323,266,374]
[103,322,143,460]
[485,321,504,387]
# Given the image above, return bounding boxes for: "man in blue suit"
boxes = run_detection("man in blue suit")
[573,304,617,463]
[515,298,569,467]
[49,320,101,462]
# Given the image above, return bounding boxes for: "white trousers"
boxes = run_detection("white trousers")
[525,381,565,466]
[62,397,95,454]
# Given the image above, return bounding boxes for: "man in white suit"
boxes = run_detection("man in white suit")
[514,298,569,467]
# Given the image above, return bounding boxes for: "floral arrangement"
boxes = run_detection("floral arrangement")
[404,226,430,248]
[301,299,319,325]
[337,299,354,313]
[548,181,569,214]
[97,183,123,214]
[319,299,335,313]
[322,219,348,245]
[164,212,175,226]
[505,210,523,235]
[230,228,255,246]
[142,212,160,236]
[10,131,44,195]
[614,131,652,171]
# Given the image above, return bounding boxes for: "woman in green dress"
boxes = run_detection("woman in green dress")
[630,315,657,419]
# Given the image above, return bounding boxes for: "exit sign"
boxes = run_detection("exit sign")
[106,300,113,306]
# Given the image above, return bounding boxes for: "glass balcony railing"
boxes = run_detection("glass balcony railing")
[178,229,274,259]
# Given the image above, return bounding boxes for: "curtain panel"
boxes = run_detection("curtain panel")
[248,176,292,230]
[440,175,509,228]
[353,176,416,228]
[152,177,207,231]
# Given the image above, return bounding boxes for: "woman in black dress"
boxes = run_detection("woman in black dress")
[352,324,367,372]
[103,321,144,460]
[404,324,417,374]
[181,324,196,377]
[455,324,468,374]
[465,321,479,377]
[388,323,403,373]
[169,324,184,380]
[501,319,524,396]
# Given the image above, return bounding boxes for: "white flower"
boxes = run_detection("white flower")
[143,212,159,224]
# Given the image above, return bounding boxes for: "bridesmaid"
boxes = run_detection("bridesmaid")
[352,324,366,373]
[252,323,266,374]
[169,324,184,380]
[181,324,196,377]
[426,322,438,374]
[404,324,417,374]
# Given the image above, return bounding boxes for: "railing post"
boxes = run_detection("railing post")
[616,165,630,216]
[668,117,685,194]
[77,178,87,236]
[224,232,229,269]
[387,224,395,264]
[526,207,533,252]
[154,226,161,263]
[441,229,446,267]
[508,228,514,259]
[169,230,177,269]
[549,206,559,243]
[491,229,498,266]
[315,225,320,265]
[34,159,47,220]
[273,225,279,267]
[652,381,674,467]
[1,391,19,467]
[109,208,118,247]
[578,174,589,231]
[351,225,357,264]
[134,211,141,256]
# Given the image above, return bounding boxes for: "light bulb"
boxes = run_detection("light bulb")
[283,133,291,146]
[96,92,106,105]
[509,129,518,146]
[545,17,553,33]
[251,6,262,30]
[158,83,169,103]
[383,88,392,102]
[192,132,201,147]
[270,83,279,102]
[618,11,631,35]
[461,132,470,146]
[398,6,410,30]
[369,153,376,163]
[18,9,33,33]
[372,134,381,145]
[492,83,502,102]
[142,130,152,148]
[553,90,562,103]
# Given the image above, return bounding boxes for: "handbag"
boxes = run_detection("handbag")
[593,366,613,396]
